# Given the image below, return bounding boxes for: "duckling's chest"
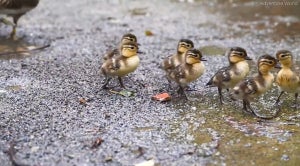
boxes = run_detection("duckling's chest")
[229,61,250,84]
[117,56,140,76]
[257,74,274,94]
[185,63,205,81]
[276,69,299,91]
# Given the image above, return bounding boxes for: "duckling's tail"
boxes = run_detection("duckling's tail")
[206,78,213,87]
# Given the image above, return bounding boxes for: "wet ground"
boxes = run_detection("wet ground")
[0,0,300,165]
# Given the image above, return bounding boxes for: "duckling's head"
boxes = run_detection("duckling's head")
[276,50,293,67]
[185,49,206,64]
[121,41,139,58]
[121,33,138,44]
[177,39,194,54]
[228,47,252,64]
[257,54,277,74]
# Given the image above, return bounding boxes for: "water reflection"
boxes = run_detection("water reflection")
[173,0,300,41]
[0,36,50,60]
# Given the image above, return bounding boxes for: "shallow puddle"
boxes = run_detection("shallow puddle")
[169,97,300,165]
[0,36,50,60]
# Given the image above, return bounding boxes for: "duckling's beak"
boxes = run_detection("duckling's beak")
[137,50,144,54]
[275,62,281,69]
[245,56,252,60]
[200,58,207,61]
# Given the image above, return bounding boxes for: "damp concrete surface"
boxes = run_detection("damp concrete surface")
[0,0,300,165]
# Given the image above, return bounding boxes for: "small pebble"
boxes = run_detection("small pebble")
[281,154,289,161]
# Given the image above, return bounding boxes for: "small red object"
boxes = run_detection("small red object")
[152,93,171,101]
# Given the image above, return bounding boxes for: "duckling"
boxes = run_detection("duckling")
[275,50,300,106]
[103,33,138,61]
[100,41,140,89]
[162,39,194,72]
[206,47,252,104]
[232,55,278,115]
[0,0,40,39]
[167,48,206,98]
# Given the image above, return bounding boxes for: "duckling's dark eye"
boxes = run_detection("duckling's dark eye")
[129,46,135,49]
[186,44,191,47]
[193,54,199,58]
[281,54,286,58]
[268,61,274,64]
[129,38,134,41]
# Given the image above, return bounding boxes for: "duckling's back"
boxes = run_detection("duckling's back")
[207,60,250,89]
[162,54,182,71]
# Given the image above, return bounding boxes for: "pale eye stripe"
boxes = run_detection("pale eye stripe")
[260,60,273,64]
[231,51,243,54]
[123,45,135,48]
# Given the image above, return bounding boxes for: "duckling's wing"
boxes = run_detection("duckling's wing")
[239,79,257,95]
[102,58,121,71]
[103,49,119,61]
[174,66,186,79]
[206,66,230,86]
[168,65,185,81]
[162,54,175,70]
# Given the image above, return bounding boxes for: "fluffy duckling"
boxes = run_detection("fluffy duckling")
[103,33,138,61]
[232,55,278,114]
[100,41,141,89]
[162,39,194,72]
[206,47,252,104]
[167,48,206,98]
[275,50,300,106]
[0,0,40,39]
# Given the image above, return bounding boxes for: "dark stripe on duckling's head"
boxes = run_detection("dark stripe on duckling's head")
[121,41,139,49]
[276,50,292,60]
[122,33,137,42]
[177,39,194,54]
[229,47,251,60]
[258,54,277,67]
[186,48,205,61]
[178,39,194,48]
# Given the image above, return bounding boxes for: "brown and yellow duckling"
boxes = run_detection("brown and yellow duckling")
[103,33,138,61]
[167,48,206,98]
[100,41,141,89]
[232,55,279,115]
[162,39,194,72]
[0,0,40,39]
[275,50,300,106]
[206,47,252,104]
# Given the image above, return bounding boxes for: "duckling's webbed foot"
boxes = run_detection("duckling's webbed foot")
[101,77,111,89]
[118,77,126,89]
